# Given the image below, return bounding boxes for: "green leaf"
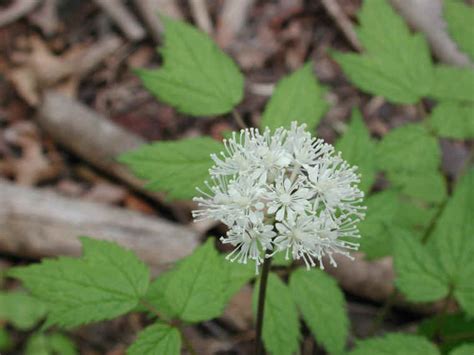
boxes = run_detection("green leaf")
[290,269,348,354]
[25,333,77,355]
[392,171,447,205]
[450,344,474,355]
[25,333,50,355]
[393,198,439,239]
[0,329,12,351]
[145,239,228,322]
[47,334,78,355]
[9,237,150,328]
[136,16,244,116]
[429,66,474,102]
[260,62,328,130]
[419,313,474,354]
[429,101,474,139]
[394,231,449,302]
[335,109,376,193]
[0,291,47,330]
[376,123,440,176]
[429,169,474,316]
[127,322,181,355]
[333,0,433,104]
[349,333,439,355]
[444,0,474,61]
[358,190,405,259]
[119,137,222,200]
[272,250,293,267]
[222,257,255,301]
[253,273,300,355]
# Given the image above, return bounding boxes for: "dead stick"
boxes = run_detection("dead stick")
[94,0,146,41]
[389,0,472,67]
[37,91,193,222]
[321,0,362,52]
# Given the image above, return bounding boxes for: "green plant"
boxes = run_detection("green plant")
[6,1,474,353]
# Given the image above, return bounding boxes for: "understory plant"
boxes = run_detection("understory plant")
[5,0,474,354]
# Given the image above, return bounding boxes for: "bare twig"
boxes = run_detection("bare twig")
[321,0,362,52]
[94,0,146,41]
[389,0,472,67]
[188,0,213,34]
[133,0,183,43]
[28,0,60,35]
[216,0,256,47]
[37,92,156,199]
[0,0,42,27]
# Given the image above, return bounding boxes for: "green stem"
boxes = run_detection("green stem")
[232,109,247,129]
[368,290,398,336]
[256,256,272,355]
[140,300,197,354]
[433,288,454,342]
[179,327,197,355]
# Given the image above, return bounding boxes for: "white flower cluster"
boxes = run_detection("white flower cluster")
[193,122,365,272]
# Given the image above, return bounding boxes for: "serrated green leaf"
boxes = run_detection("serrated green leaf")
[136,16,244,116]
[393,198,439,239]
[333,0,433,104]
[260,62,328,130]
[253,273,300,355]
[272,250,293,267]
[335,109,376,193]
[450,344,474,355]
[359,190,405,259]
[127,322,181,355]
[394,231,449,302]
[376,123,440,176]
[119,137,222,200]
[9,237,150,328]
[222,257,255,301]
[0,291,47,330]
[349,333,439,355]
[0,329,12,351]
[25,333,50,355]
[419,313,474,354]
[429,169,474,316]
[290,269,348,354]
[429,101,474,139]
[391,171,447,204]
[429,66,474,102]
[47,334,78,355]
[444,0,474,61]
[145,239,228,322]
[24,333,77,355]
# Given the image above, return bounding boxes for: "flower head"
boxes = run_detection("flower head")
[193,122,365,272]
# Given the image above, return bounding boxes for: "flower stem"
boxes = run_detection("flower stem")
[232,109,247,129]
[179,327,197,355]
[256,255,272,355]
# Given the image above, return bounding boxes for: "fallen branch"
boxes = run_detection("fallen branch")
[189,0,213,34]
[93,0,146,42]
[216,0,256,48]
[0,179,199,274]
[133,0,183,43]
[321,0,362,52]
[38,91,146,190]
[0,0,41,27]
[389,0,472,67]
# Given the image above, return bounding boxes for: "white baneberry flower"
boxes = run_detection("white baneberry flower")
[264,174,312,222]
[221,220,275,272]
[192,122,365,272]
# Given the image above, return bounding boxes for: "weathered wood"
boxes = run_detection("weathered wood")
[0,180,199,273]
[389,0,472,67]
